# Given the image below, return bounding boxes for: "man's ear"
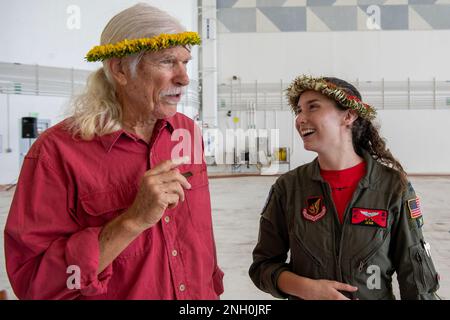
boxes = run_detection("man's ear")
[108,58,128,86]
[344,109,359,127]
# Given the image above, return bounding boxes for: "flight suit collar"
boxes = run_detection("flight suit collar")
[308,150,382,189]
[358,150,382,188]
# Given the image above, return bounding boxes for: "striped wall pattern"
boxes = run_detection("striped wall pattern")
[216,0,450,32]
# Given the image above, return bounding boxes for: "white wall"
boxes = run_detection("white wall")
[0,0,199,184]
[377,110,450,174]
[0,0,199,76]
[217,30,450,83]
[215,29,450,173]
[217,109,450,175]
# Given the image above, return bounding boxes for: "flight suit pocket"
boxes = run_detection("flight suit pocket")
[409,243,440,294]
[184,166,212,231]
[291,232,326,279]
[348,228,393,299]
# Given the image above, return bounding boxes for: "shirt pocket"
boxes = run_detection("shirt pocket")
[79,190,132,227]
[183,165,212,231]
[78,186,152,259]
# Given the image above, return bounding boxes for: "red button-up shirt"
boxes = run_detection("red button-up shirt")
[4,112,224,299]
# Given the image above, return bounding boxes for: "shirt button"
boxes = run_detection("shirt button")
[164,216,170,223]
[179,284,186,292]
[172,250,178,257]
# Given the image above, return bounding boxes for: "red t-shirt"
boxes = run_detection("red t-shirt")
[320,161,367,224]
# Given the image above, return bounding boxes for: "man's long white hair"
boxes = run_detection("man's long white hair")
[67,3,184,140]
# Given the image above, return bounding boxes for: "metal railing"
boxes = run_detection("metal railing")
[0,62,90,97]
[0,62,200,110]
[2,62,449,113]
[218,79,450,111]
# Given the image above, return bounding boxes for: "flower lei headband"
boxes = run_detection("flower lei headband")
[85,31,201,62]
[286,75,377,121]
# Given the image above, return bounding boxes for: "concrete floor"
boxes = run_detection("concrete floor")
[1,176,449,300]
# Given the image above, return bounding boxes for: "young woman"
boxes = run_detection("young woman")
[249,75,440,300]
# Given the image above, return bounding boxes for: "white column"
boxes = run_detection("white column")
[199,0,218,127]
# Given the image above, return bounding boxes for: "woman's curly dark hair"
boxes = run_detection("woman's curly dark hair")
[323,77,408,191]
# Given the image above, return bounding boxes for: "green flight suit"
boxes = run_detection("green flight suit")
[249,151,440,300]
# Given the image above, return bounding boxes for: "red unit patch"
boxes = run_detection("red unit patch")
[302,196,327,222]
[351,208,388,228]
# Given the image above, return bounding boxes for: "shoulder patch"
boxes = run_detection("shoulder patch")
[407,197,422,219]
[416,215,424,228]
[261,187,274,214]
[302,196,327,222]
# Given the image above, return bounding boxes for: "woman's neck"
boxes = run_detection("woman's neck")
[318,146,364,171]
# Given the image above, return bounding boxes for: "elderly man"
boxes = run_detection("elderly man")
[4,3,224,300]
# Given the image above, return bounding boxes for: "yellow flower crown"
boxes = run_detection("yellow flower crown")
[286,75,377,121]
[85,31,201,62]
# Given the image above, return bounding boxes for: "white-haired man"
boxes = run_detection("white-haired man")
[5,3,224,300]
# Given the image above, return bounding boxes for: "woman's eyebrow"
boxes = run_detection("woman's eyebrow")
[298,99,319,107]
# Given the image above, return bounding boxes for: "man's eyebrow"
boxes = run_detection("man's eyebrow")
[158,54,176,59]
[158,54,192,61]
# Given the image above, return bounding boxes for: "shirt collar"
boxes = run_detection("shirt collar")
[99,129,136,153]
[164,115,176,133]
[99,117,175,153]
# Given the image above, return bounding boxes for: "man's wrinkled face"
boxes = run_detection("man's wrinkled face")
[122,46,192,119]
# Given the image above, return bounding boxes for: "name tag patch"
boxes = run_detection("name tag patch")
[351,208,388,228]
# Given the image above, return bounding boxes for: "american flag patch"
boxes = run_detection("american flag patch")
[407,197,422,219]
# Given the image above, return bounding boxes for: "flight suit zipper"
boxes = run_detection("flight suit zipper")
[337,186,363,276]
[357,227,391,275]
[321,182,342,281]
[415,251,427,289]
[296,235,322,268]
[340,184,371,301]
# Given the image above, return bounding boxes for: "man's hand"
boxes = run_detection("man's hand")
[97,157,192,274]
[124,157,192,231]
